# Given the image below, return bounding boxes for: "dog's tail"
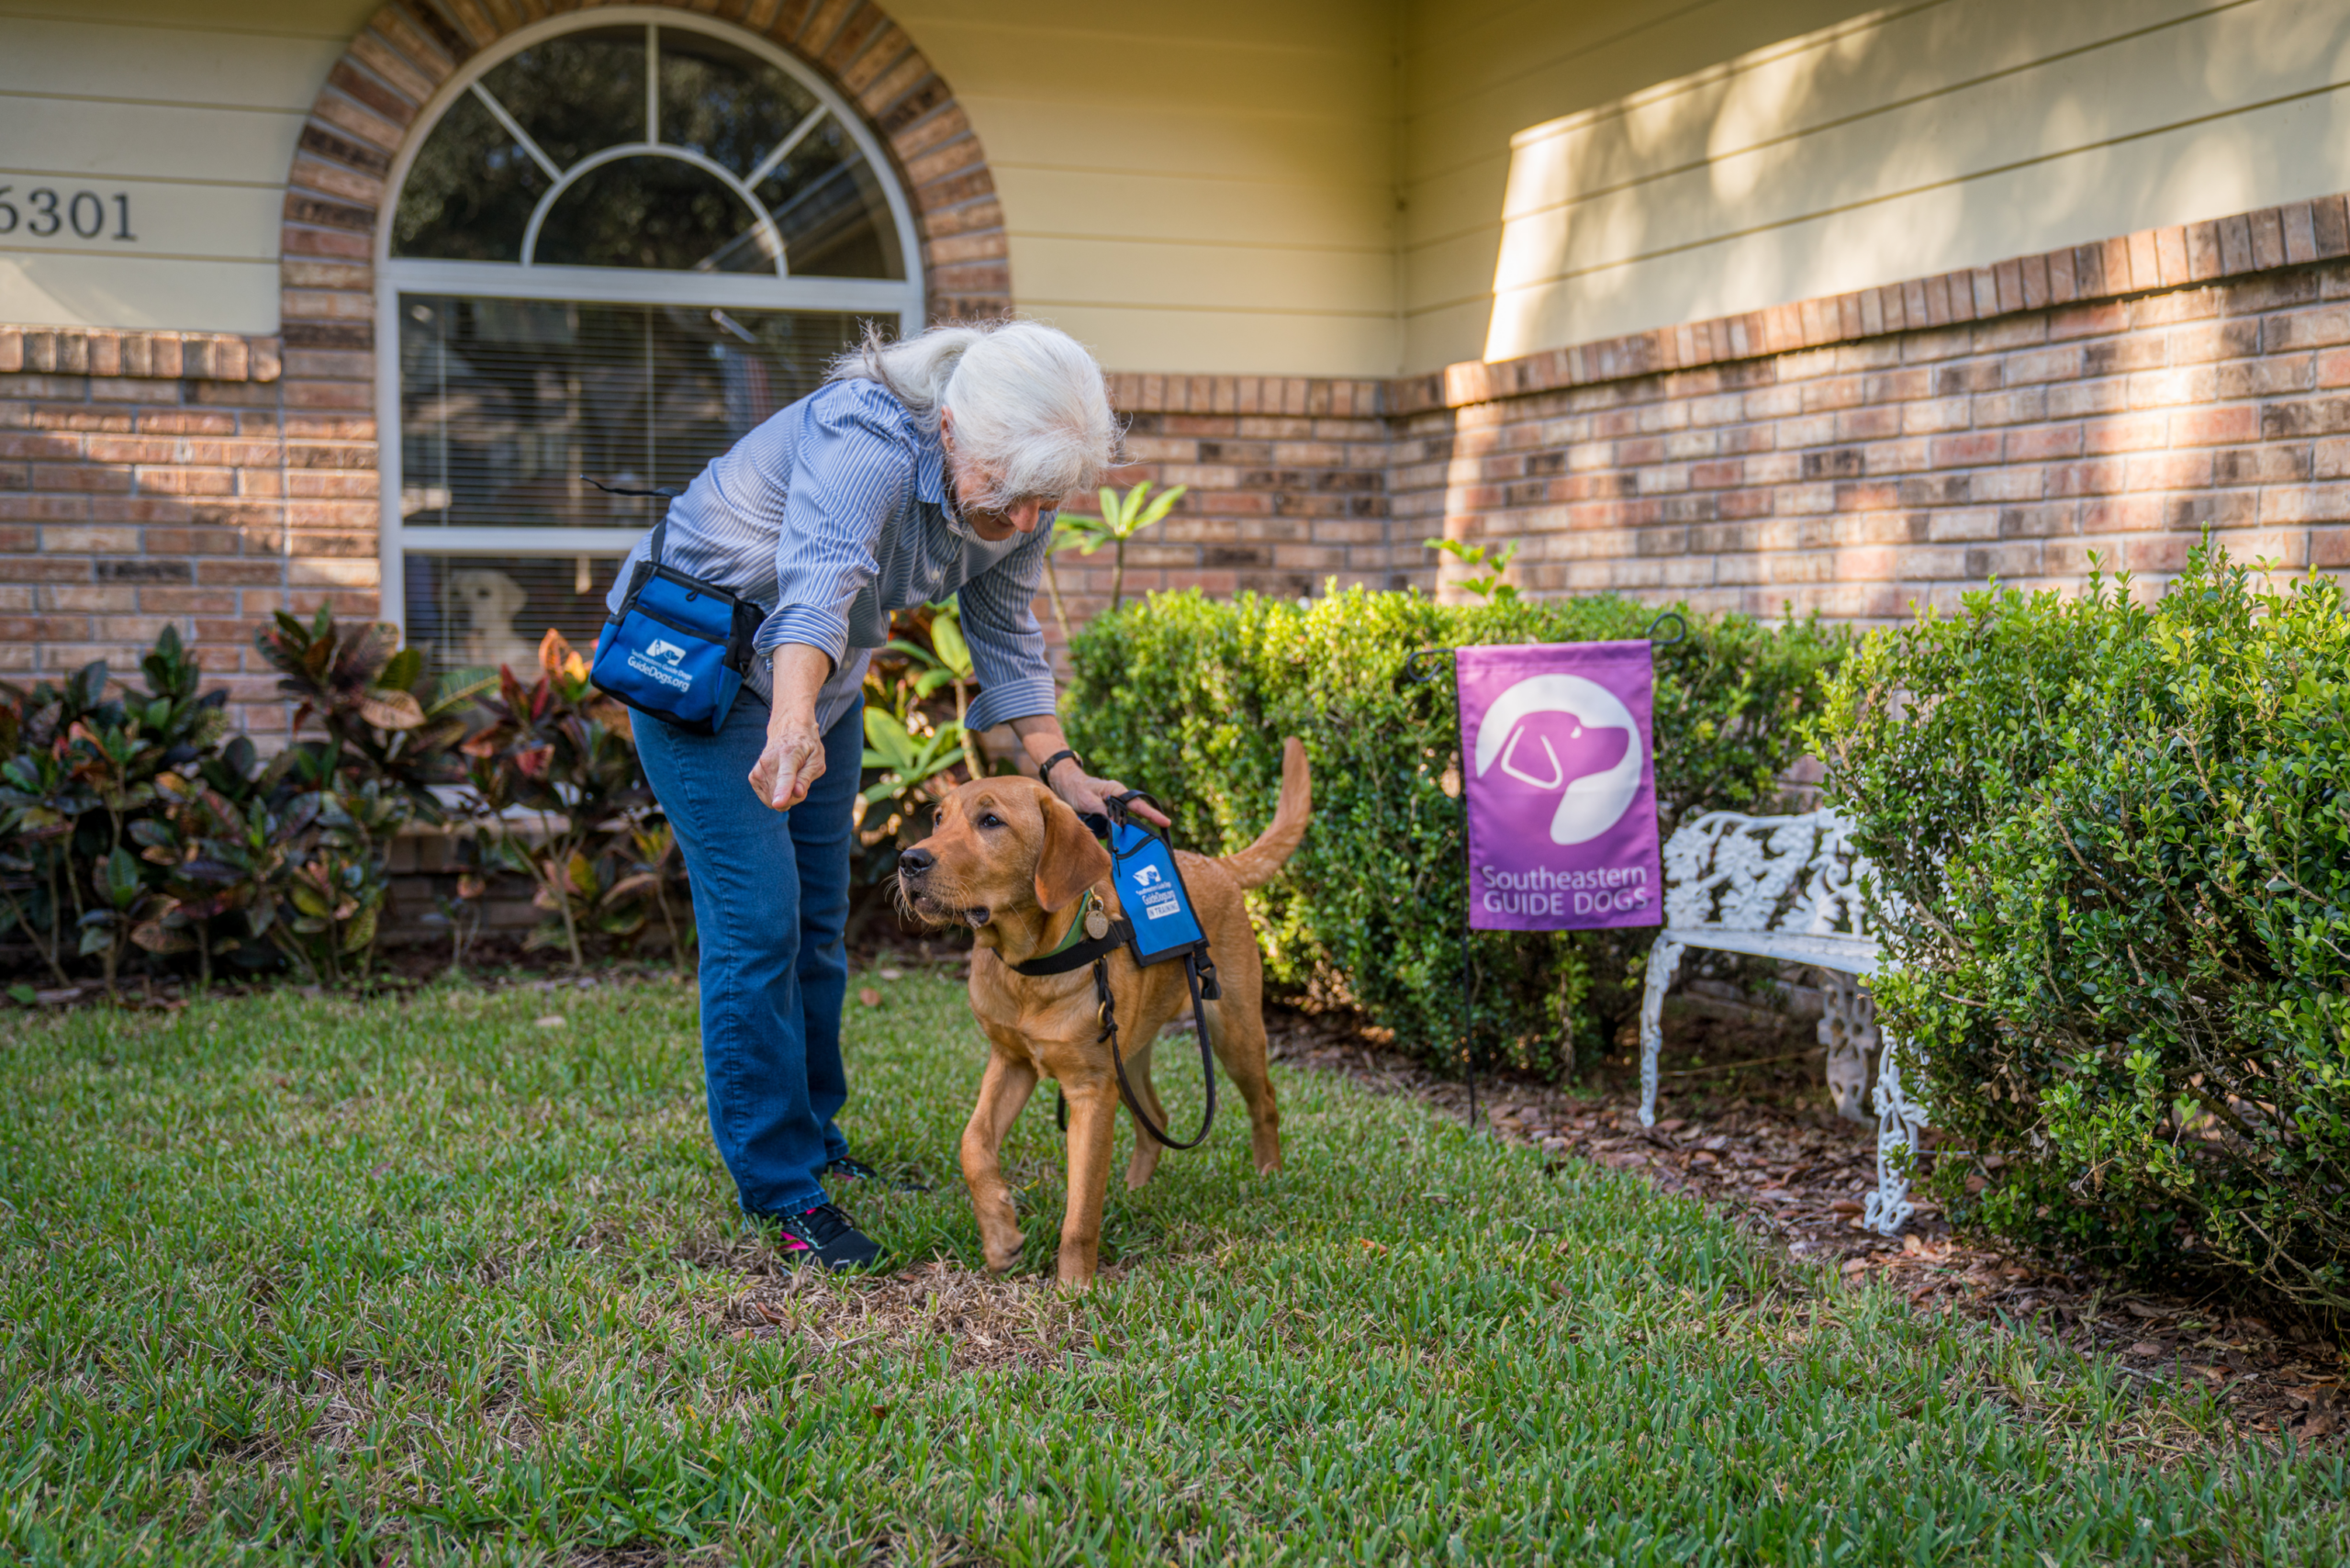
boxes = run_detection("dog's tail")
[1218,736,1312,890]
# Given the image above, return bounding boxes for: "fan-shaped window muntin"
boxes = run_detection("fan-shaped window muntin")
[378,10,923,668]
[391,17,908,280]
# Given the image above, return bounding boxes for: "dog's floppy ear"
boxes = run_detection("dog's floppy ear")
[1034,789,1111,913]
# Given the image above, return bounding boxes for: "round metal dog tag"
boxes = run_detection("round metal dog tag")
[1085,908,1110,940]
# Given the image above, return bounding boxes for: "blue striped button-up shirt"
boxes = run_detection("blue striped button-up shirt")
[605,377,1058,736]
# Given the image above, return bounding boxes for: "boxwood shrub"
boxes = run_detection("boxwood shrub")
[1816,548,2350,1306]
[1065,588,1848,1078]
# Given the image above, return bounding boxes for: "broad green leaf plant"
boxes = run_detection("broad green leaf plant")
[882,599,982,778]
[0,629,233,989]
[1427,537,1520,602]
[458,630,666,972]
[1055,480,1188,619]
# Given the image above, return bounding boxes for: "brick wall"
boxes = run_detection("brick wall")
[12,197,2350,732]
[1053,375,1398,633]
[1383,198,2350,616]
[0,326,375,735]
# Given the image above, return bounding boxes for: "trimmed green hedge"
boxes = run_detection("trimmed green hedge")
[1816,549,2350,1306]
[1066,588,1848,1076]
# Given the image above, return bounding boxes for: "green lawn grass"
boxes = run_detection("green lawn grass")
[4,971,2346,1565]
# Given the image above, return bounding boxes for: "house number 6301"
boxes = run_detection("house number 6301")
[0,187,137,241]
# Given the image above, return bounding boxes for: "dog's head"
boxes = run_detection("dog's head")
[451,568,528,631]
[896,777,1110,941]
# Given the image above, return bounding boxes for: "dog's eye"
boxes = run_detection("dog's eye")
[976,812,1004,830]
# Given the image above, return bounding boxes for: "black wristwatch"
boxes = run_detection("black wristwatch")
[1039,748,1084,790]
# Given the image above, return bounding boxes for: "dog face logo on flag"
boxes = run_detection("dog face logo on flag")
[1471,673,1643,846]
[1454,641,1662,932]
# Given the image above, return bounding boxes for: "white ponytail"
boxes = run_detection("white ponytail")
[831,319,1119,509]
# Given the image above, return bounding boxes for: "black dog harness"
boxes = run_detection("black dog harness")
[1009,794,1221,1149]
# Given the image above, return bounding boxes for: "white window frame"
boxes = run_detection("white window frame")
[374,6,925,637]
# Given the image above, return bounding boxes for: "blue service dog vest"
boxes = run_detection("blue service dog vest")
[1107,814,1208,969]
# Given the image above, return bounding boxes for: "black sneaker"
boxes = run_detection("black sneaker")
[767,1202,883,1271]
[825,1155,931,1193]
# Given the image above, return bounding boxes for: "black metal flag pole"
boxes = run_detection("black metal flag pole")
[1403,610,1687,1132]
[1403,646,1480,1129]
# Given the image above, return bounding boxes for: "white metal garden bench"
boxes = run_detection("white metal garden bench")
[1637,809,1927,1236]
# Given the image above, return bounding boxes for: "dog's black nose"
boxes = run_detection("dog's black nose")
[899,846,934,876]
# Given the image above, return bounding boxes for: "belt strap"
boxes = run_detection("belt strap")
[1010,890,1132,978]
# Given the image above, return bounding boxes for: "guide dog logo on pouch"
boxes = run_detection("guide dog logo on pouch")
[626,636,694,690]
[1453,642,1662,932]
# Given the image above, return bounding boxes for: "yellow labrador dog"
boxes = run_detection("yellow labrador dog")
[896,739,1310,1287]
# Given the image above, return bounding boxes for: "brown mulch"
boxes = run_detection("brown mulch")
[1261,995,2347,1450]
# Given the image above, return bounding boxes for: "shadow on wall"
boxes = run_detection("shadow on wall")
[1478,0,2350,361]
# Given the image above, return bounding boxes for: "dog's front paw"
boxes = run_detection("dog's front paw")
[982,1231,1025,1273]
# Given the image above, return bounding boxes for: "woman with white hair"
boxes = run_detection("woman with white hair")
[607,319,1157,1271]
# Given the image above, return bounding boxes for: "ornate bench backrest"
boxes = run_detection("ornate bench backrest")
[1661,809,1875,940]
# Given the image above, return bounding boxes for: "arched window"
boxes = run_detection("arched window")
[378,12,923,675]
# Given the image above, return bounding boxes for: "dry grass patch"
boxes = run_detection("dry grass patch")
[684,1258,1099,1374]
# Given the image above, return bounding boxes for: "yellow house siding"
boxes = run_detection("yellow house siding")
[1402,0,2350,374]
[897,0,1403,376]
[0,2,372,334]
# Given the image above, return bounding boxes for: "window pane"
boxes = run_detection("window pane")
[399,294,867,532]
[477,25,645,172]
[657,28,819,178]
[403,554,621,679]
[390,89,546,262]
[755,119,904,279]
[532,155,772,273]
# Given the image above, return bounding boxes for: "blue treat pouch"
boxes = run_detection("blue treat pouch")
[1108,812,1207,969]
[588,487,764,735]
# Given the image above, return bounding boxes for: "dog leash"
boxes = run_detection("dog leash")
[1011,794,1220,1150]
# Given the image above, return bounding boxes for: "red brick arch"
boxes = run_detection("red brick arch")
[281,0,1009,346]
[265,1,1011,625]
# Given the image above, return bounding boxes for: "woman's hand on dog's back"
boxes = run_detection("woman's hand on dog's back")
[1051,766,1169,828]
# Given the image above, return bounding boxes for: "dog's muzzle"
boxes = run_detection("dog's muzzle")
[896,848,989,928]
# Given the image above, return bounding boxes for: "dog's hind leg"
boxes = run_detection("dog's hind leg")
[959,1049,1038,1273]
[1203,999,1281,1174]
[1118,1036,1168,1190]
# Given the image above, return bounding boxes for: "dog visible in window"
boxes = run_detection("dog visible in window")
[448,568,542,674]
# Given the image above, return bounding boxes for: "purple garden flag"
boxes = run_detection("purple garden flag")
[1454,641,1662,931]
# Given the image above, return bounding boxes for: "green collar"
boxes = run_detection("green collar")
[1041,889,1098,959]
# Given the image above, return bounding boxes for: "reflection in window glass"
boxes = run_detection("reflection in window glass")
[532,157,771,273]
[477,27,645,171]
[658,29,817,176]
[403,553,623,679]
[391,90,547,262]
[386,21,906,278]
[399,295,867,533]
[758,121,903,279]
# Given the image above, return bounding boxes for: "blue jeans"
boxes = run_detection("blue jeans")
[633,697,862,1217]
